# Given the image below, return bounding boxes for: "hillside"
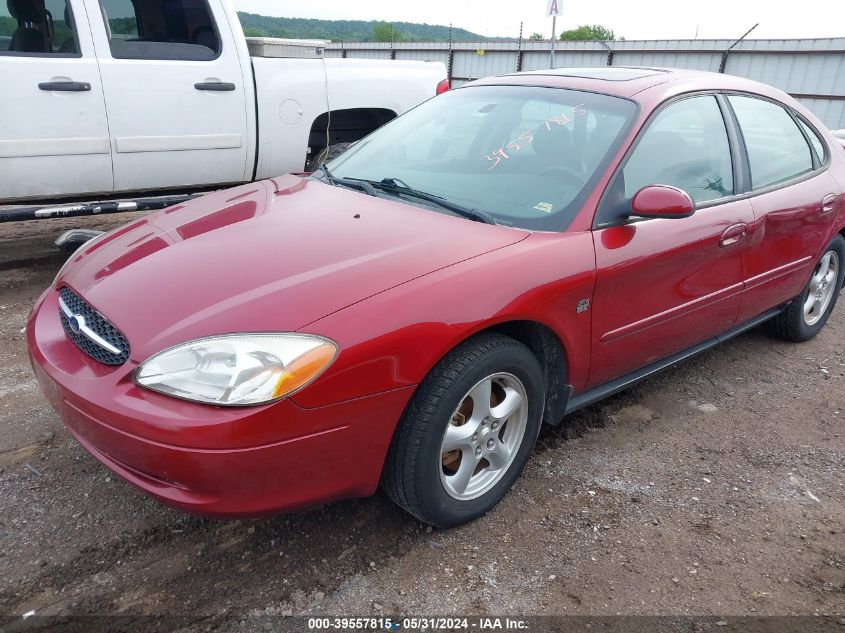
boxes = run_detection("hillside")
[236,12,486,43]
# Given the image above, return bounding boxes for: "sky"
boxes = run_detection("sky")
[235,0,845,40]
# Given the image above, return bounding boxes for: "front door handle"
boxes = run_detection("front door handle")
[194,81,236,91]
[720,223,748,248]
[38,81,91,92]
[821,193,836,214]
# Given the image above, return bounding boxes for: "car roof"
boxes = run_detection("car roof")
[467,66,789,103]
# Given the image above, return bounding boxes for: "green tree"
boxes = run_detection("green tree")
[559,24,615,41]
[235,12,484,43]
[528,32,544,40]
[243,27,265,37]
[372,23,396,42]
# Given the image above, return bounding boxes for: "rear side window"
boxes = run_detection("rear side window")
[612,95,735,209]
[99,0,220,60]
[0,0,79,55]
[796,118,827,164]
[728,95,813,190]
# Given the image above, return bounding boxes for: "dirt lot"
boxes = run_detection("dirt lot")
[0,214,843,630]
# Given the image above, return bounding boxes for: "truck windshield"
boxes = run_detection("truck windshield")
[327,85,637,231]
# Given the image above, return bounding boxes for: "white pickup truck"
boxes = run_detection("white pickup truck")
[0,0,447,202]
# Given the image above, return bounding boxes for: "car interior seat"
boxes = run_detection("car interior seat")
[7,0,51,52]
[58,5,76,53]
[531,121,589,180]
[192,26,216,51]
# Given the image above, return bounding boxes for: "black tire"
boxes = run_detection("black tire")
[381,333,544,528]
[767,234,845,342]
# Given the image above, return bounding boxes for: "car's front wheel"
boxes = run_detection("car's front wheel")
[382,334,544,527]
[768,234,845,342]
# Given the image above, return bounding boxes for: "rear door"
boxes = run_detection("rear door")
[589,94,755,387]
[725,94,842,322]
[1,0,112,200]
[87,0,251,192]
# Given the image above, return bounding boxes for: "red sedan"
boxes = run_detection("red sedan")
[27,67,845,527]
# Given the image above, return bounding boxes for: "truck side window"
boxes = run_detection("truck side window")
[99,0,220,60]
[0,0,80,55]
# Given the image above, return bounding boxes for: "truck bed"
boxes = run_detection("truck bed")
[245,37,328,59]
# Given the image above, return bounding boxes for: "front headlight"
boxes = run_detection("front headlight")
[134,333,337,406]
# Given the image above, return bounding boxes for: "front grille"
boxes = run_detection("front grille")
[59,287,130,365]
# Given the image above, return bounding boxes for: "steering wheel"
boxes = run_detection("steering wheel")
[539,165,584,187]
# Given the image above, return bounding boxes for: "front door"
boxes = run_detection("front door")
[86,0,251,193]
[589,94,754,387]
[1,0,113,200]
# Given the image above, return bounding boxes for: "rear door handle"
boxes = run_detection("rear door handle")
[821,193,836,214]
[720,223,748,248]
[194,81,236,91]
[38,81,91,92]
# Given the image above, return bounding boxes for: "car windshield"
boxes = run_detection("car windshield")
[327,85,637,231]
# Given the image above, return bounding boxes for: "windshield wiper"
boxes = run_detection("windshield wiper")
[348,177,498,225]
[315,164,378,198]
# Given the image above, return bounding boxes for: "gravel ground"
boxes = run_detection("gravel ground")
[0,214,843,630]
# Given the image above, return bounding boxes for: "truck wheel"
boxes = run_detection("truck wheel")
[767,234,845,342]
[306,142,354,172]
[382,334,544,528]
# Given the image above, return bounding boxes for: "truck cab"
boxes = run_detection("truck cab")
[0,0,446,202]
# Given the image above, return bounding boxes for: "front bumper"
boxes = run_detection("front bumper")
[27,288,414,517]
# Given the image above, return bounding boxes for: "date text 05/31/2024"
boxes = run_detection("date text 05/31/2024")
[306,617,529,630]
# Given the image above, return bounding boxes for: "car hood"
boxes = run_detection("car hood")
[58,175,527,361]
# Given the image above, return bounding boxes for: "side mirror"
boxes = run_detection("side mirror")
[630,185,695,219]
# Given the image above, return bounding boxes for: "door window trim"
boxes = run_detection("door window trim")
[594,89,833,230]
[720,91,830,196]
[792,112,829,168]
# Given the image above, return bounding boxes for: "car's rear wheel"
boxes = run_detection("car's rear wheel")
[382,334,544,527]
[768,234,845,342]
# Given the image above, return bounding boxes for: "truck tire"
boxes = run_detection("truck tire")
[306,142,354,172]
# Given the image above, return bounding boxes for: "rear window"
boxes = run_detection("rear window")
[100,0,220,60]
[329,86,637,231]
[796,118,827,164]
[728,95,814,190]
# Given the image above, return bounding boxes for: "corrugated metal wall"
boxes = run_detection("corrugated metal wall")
[325,38,845,129]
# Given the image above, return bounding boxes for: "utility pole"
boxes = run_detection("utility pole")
[547,0,563,69]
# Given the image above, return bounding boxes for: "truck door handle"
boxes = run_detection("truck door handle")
[38,81,91,92]
[720,223,748,248]
[194,81,236,91]
[821,193,835,214]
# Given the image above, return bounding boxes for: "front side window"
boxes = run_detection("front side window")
[626,96,734,204]
[328,86,637,231]
[100,0,219,60]
[728,95,814,190]
[1,0,79,55]
[598,95,735,225]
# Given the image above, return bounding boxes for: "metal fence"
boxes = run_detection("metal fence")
[325,38,845,129]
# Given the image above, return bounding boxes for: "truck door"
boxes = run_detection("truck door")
[1,0,113,200]
[86,0,251,192]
